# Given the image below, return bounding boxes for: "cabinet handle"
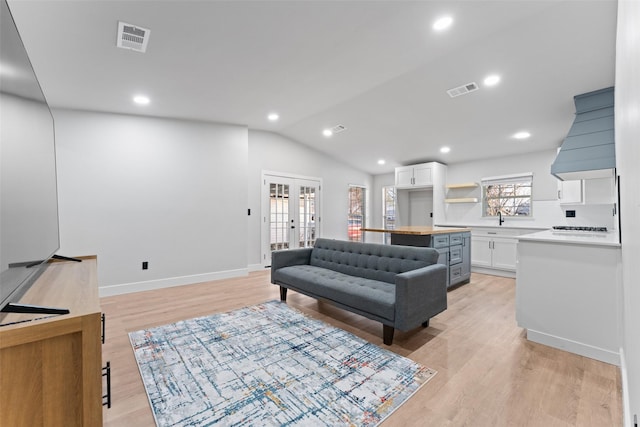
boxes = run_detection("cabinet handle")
[558,190,561,199]
[101,313,106,344]
[102,361,112,408]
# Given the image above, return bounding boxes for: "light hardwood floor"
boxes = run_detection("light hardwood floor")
[101,271,622,426]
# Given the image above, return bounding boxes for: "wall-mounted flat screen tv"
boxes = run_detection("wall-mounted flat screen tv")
[1,0,60,318]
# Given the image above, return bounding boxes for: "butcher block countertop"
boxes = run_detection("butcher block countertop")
[360,226,471,235]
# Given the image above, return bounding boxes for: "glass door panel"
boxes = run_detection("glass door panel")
[298,185,316,248]
[262,175,321,266]
[269,183,290,251]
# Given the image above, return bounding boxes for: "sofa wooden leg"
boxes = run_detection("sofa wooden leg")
[383,325,394,345]
[422,319,429,327]
[279,287,287,301]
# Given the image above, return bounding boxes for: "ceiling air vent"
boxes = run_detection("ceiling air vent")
[447,82,479,98]
[117,21,150,53]
[331,124,347,134]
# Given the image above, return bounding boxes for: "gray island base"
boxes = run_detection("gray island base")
[362,226,471,288]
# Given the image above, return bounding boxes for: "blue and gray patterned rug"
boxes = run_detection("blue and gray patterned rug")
[129,300,436,426]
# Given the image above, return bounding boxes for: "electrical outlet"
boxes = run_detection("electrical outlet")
[142,261,148,270]
[565,210,576,218]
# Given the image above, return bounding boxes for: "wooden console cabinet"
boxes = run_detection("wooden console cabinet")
[0,256,102,426]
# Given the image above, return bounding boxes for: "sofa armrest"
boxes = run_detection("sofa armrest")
[394,263,448,331]
[270,248,313,284]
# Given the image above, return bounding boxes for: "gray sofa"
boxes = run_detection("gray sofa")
[270,238,448,345]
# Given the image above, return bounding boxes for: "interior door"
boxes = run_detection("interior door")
[262,174,321,266]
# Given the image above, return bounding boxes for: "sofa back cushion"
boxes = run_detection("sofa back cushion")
[309,238,439,284]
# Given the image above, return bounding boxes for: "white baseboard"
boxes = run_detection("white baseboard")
[247,263,267,272]
[99,268,248,297]
[526,329,620,366]
[620,347,633,427]
[471,266,516,278]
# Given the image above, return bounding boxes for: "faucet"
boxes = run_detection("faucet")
[498,211,505,226]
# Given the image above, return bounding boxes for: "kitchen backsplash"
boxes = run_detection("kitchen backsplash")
[444,199,617,230]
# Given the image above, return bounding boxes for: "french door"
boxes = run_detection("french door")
[261,173,321,266]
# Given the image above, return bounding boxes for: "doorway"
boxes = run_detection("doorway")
[261,173,321,266]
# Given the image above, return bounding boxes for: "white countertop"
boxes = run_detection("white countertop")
[517,229,621,247]
[436,223,547,231]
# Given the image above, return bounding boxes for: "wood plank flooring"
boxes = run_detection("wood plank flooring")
[100,271,622,426]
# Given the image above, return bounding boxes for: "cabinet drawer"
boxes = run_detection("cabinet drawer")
[431,234,450,248]
[449,245,463,265]
[450,264,463,284]
[449,233,463,246]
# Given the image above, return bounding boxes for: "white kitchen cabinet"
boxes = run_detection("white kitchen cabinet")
[556,176,615,205]
[492,238,518,269]
[395,163,433,188]
[557,179,583,204]
[471,235,517,271]
[471,235,493,268]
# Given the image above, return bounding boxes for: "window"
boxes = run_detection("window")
[348,186,366,242]
[382,186,396,244]
[481,173,533,217]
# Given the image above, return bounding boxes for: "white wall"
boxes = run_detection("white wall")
[443,149,616,229]
[366,173,395,244]
[53,109,249,295]
[247,130,372,267]
[615,1,640,424]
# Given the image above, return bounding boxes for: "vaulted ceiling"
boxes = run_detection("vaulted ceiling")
[8,0,617,174]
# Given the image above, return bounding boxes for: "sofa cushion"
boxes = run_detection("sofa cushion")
[309,238,437,284]
[273,265,395,321]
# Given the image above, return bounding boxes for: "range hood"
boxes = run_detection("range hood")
[551,87,615,181]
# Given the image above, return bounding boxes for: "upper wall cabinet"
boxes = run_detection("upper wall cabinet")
[557,179,583,204]
[395,163,434,188]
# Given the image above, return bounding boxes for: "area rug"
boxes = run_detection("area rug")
[129,300,436,426]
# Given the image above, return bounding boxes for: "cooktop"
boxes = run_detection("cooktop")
[552,226,608,232]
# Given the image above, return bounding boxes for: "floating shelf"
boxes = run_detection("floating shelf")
[446,182,479,189]
[445,198,479,203]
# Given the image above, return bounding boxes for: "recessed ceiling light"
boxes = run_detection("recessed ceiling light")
[433,16,453,31]
[377,159,386,165]
[133,95,150,105]
[484,74,501,86]
[322,129,333,137]
[267,113,279,122]
[440,146,451,153]
[513,131,531,140]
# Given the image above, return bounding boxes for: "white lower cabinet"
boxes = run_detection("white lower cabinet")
[471,235,518,271]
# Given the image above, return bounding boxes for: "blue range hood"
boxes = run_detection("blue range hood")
[551,87,615,181]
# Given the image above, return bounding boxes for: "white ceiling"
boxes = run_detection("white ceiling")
[7,0,617,175]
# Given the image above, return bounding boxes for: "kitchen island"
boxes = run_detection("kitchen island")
[362,226,471,288]
[516,229,621,365]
